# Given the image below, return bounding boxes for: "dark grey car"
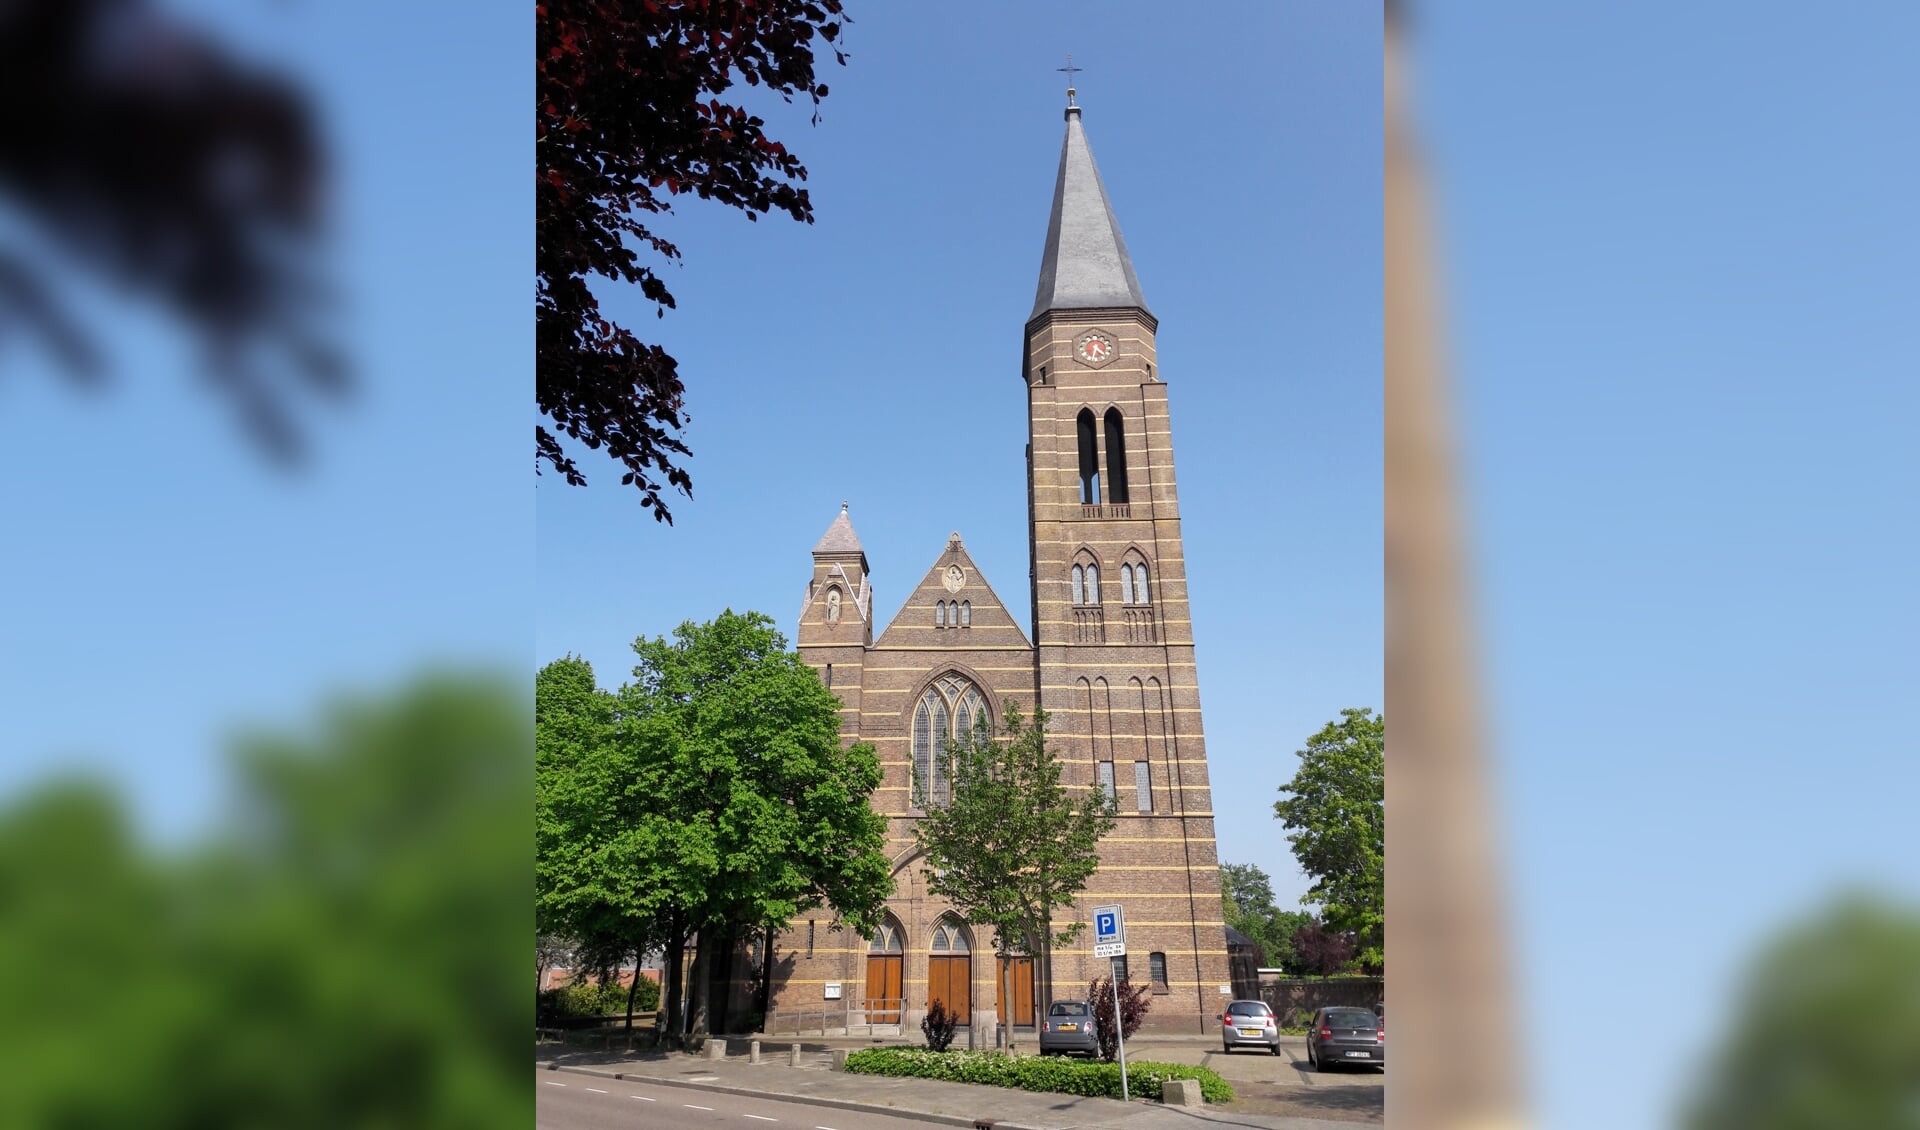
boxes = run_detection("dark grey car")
[1037,1000,1099,1057]
[1219,999,1282,1054]
[1306,1006,1384,1070]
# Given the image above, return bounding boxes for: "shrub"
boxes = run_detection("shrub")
[921,998,959,1051]
[1087,976,1152,1062]
[537,974,660,1018]
[843,1047,1233,1104]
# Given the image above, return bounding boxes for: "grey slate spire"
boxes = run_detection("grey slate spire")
[1030,101,1150,320]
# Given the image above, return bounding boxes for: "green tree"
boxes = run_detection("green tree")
[0,672,529,1129]
[1274,708,1384,970]
[536,612,892,1040]
[1684,894,1920,1130]
[1218,861,1313,973]
[912,702,1117,1053]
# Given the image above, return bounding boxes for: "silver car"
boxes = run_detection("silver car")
[1306,1005,1384,1070]
[1219,999,1281,1055]
[1037,999,1099,1057]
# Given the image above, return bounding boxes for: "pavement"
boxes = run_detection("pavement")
[533,1033,1381,1130]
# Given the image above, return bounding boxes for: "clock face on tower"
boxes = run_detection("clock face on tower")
[1073,329,1117,368]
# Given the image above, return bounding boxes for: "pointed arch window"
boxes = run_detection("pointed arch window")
[1103,408,1130,504]
[1077,409,1101,504]
[960,600,971,627]
[935,600,946,628]
[930,918,971,953]
[1085,564,1099,605]
[1071,565,1085,605]
[869,920,903,954]
[1121,564,1135,605]
[1136,564,1150,604]
[913,675,988,808]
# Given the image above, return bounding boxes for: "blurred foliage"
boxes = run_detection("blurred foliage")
[0,0,343,458]
[0,673,527,1129]
[1684,893,1920,1130]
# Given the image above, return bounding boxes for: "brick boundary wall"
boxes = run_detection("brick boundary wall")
[1258,978,1384,1027]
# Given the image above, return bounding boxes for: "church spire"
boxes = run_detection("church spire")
[812,501,864,556]
[1030,98,1150,321]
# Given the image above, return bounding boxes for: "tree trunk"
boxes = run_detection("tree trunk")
[756,921,774,1021]
[688,928,711,1036]
[999,952,1014,1054]
[662,918,685,1047]
[624,945,641,1033]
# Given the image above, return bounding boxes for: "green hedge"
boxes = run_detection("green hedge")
[843,1047,1233,1104]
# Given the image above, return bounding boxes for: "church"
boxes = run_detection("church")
[762,92,1232,1036]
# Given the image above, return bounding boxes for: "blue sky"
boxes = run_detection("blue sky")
[0,4,530,838]
[535,3,1384,910]
[1415,4,1920,1127]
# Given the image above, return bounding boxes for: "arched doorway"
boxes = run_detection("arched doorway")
[996,953,1035,1029]
[927,917,972,1025]
[866,918,903,1024]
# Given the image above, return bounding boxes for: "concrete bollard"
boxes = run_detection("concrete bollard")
[749,1040,762,1064]
[1160,1079,1203,1107]
[829,1049,850,1072]
[788,1043,802,1066]
[705,1038,727,1061]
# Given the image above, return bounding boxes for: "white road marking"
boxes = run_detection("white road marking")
[815,1125,841,1129]
[688,1076,719,1082]
[631,1095,656,1101]
[744,1116,777,1122]
[544,1081,567,1087]
[685,1104,715,1111]
[585,1087,608,1093]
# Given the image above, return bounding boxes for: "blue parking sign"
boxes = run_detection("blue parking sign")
[1091,903,1126,957]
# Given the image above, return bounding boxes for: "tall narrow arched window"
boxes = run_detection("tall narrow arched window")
[1120,564,1136,605]
[1077,409,1101,504]
[913,702,933,806]
[960,601,971,627]
[1136,564,1150,603]
[1071,565,1085,605]
[916,676,988,808]
[936,600,946,628]
[1104,408,1130,504]
[1086,564,1099,604]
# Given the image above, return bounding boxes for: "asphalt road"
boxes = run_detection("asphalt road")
[536,1073,930,1130]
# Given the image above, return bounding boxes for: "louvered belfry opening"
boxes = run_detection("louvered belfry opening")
[1076,408,1101,504]
[1103,407,1129,503]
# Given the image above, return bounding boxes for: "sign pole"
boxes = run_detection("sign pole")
[1091,903,1131,1102]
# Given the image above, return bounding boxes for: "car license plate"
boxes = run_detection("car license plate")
[1057,1023,1076,1031]
[1239,1028,1263,1036]
[1344,1051,1372,1058]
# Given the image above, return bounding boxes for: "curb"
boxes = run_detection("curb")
[542,1061,1049,1130]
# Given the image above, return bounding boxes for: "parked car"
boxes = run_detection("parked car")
[1037,999,1099,1057]
[1306,1005,1385,1071]
[1219,999,1282,1055]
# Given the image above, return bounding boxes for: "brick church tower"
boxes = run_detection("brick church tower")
[751,94,1233,1038]
[1022,91,1230,1026]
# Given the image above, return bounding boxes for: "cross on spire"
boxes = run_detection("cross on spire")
[1057,54,1082,107]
